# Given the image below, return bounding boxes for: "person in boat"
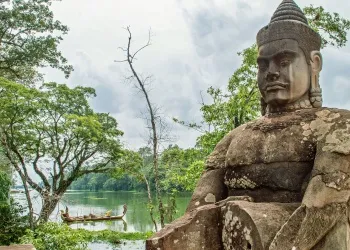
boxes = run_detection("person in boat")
[60,206,70,219]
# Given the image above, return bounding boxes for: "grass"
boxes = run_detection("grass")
[79,229,154,244]
[20,222,154,250]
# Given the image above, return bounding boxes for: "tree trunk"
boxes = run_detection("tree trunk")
[123,27,166,229]
[153,149,165,228]
[37,194,60,223]
[144,175,158,231]
[19,175,35,230]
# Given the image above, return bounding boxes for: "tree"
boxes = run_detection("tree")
[113,148,158,231]
[160,145,205,191]
[176,5,350,154]
[0,78,123,228]
[0,169,10,205]
[0,168,28,245]
[115,27,170,229]
[0,0,73,84]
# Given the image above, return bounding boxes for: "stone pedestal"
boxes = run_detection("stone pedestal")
[221,201,299,249]
[146,201,299,250]
[146,201,350,249]
[146,204,223,250]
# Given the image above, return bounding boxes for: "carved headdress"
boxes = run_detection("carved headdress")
[257,0,321,62]
[257,0,323,110]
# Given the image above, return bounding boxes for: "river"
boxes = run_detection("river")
[12,190,192,249]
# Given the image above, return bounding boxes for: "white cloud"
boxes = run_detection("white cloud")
[41,0,350,149]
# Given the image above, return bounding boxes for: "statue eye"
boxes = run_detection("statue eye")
[258,64,268,72]
[280,60,291,67]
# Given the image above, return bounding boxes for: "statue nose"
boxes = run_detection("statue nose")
[266,71,280,82]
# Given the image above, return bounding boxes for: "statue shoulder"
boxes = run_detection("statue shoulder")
[206,123,253,169]
[324,107,350,118]
[312,108,350,155]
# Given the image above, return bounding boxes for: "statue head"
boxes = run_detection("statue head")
[256,0,323,114]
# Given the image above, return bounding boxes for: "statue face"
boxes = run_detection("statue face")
[257,39,310,106]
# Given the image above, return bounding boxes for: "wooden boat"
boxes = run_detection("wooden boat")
[61,204,127,223]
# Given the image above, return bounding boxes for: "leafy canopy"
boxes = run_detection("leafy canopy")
[0,0,73,84]
[160,145,205,191]
[0,78,123,222]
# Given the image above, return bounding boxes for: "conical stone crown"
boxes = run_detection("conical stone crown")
[270,0,308,25]
[257,0,321,64]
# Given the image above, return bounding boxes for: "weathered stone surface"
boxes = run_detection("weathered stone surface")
[228,188,302,203]
[270,203,349,249]
[225,162,312,191]
[186,168,227,212]
[146,201,299,250]
[222,201,299,250]
[313,221,350,250]
[206,125,247,170]
[146,204,223,250]
[226,112,317,167]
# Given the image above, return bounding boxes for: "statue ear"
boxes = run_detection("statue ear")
[309,51,323,108]
[310,51,323,73]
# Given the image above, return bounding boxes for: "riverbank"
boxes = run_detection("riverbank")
[19,222,153,250]
[8,191,191,249]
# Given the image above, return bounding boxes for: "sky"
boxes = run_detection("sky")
[43,0,350,150]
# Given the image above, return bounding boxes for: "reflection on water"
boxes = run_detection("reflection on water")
[12,191,192,233]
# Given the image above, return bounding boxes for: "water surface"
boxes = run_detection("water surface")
[12,190,192,249]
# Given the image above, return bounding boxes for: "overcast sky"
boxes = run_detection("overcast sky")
[43,0,350,150]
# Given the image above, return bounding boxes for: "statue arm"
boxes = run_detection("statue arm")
[186,130,237,212]
[271,143,350,250]
[293,148,350,249]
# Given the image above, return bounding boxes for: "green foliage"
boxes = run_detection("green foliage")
[0,0,73,84]
[0,170,10,203]
[20,222,153,250]
[0,170,29,245]
[71,145,205,193]
[79,228,153,243]
[304,5,350,48]
[195,44,259,153]
[113,149,144,182]
[0,198,29,245]
[20,223,88,250]
[177,5,350,154]
[176,161,205,191]
[160,145,205,191]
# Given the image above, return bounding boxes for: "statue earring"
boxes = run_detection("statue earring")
[309,51,323,108]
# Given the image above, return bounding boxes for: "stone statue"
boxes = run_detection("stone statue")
[146,1,350,249]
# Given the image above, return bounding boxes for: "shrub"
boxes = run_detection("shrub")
[0,171,29,245]
[20,223,88,250]
[20,222,153,250]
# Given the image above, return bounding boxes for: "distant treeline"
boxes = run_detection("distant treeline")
[70,145,206,193]
[69,173,146,192]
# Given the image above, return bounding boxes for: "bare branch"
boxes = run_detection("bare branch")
[130,27,152,63]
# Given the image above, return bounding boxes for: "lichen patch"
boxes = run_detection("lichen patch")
[323,125,350,155]
[322,171,350,190]
[225,176,257,189]
[316,109,331,119]
[205,193,216,203]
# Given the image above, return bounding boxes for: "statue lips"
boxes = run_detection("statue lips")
[265,82,288,92]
